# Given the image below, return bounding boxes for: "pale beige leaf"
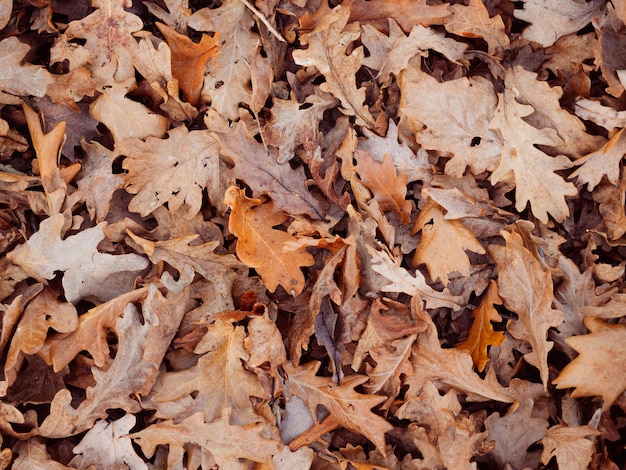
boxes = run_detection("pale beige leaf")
[445,0,510,55]
[541,423,600,470]
[489,230,564,388]
[575,97,626,133]
[12,438,72,470]
[0,37,53,97]
[572,128,626,190]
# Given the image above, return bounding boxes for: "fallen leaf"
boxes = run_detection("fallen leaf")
[224,186,316,295]
[572,128,626,190]
[0,37,53,97]
[347,0,449,32]
[489,229,564,388]
[541,423,600,470]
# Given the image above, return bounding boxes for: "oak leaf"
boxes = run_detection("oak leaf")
[489,230,564,388]
[12,438,71,470]
[39,275,191,437]
[444,0,510,56]
[540,423,600,470]
[574,97,626,133]
[224,186,316,295]
[354,150,412,224]
[399,66,501,177]
[293,4,375,128]
[215,121,326,219]
[145,319,268,425]
[489,86,577,224]
[347,0,449,32]
[553,317,626,410]
[513,0,605,47]
[0,37,53,97]
[118,126,220,218]
[412,198,486,285]
[7,214,149,304]
[131,410,282,470]
[572,128,626,191]
[156,22,219,106]
[70,415,147,470]
[284,360,392,455]
[456,280,505,372]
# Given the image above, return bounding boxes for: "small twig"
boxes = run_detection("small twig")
[238,0,286,43]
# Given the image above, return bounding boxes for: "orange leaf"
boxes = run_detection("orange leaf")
[157,22,219,106]
[224,186,316,296]
[456,280,505,372]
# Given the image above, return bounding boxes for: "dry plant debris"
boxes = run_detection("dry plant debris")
[1,0,626,468]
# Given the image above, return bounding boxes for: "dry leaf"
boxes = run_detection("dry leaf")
[541,423,600,470]
[0,37,53,97]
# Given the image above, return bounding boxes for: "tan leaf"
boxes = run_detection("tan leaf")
[89,78,169,142]
[7,214,149,304]
[156,22,219,106]
[489,230,564,388]
[118,126,219,218]
[398,66,501,177]
[284,360,393,455]
[293,4,375,128]
[130,410,282,469]
[354,150,412,224]
[574,97,626,133]
[456,280,505,372]
[0,37,53,97]
[245,312,287,371]
[70,415,147,470]
[572,128,626,190]
[445,0,510,55]
[45,67,96,112]
[541,423,600,470]
[224,186,316,295]
[513,0,605,47]
[12,437,71,470]
[40,276,191,437]
[553,317,626,410]
[412,199,485,285]
[489,86,577,224]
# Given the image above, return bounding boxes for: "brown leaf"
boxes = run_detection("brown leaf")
[489,230,564,388]
[456,280,505,372]
[0,37,53,97]
[347,0,449,32]
[284,360,393,455]
[156,22,219,106]
[541,423,600,470]
[224,186,316,295]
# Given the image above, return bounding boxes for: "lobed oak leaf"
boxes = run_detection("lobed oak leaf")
[12,437,71,470]
[283,360,393,455]
[293,4,375,128]
[131,409,282,469]
[0,37,53,98]
[488,230,564,389]
[7,214,149,304]
[398,66,501,177]
[354,150,412,224]
[64,0,143,81]
[361,19,466,82]
[592,7,626,98]
[118,126,220,219]
[224,186,316,296]
[456,280,505,372]
[70,415,147,470]
[489,88,577,224]
[513,0,605,47]
[364,334,415,401]
[156,22,220,106]
[216,121,326,219]
[189,0,268,120]
[146,319,268,425]
[89,78,169,142]
[45,67,97,113]
[368,245,464,310]
[444,0,510,56]
[40,275,191,438]
[572,128,626,191]
[412,199,485,285]
[574,97,626,133]
[553,317,626,410]
[540,423,600,470]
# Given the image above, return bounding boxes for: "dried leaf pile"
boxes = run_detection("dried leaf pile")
[1,0,626,468]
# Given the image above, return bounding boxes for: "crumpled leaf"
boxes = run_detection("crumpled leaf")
[553,317,626,410]
[0,37,53,97]
[224,186,316,296]
[284,360,393,455]
[293,4,375,128]
[489,229,564,388]
[7,213,149,304]
[572,128,626,190]
[347,0,448,31]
